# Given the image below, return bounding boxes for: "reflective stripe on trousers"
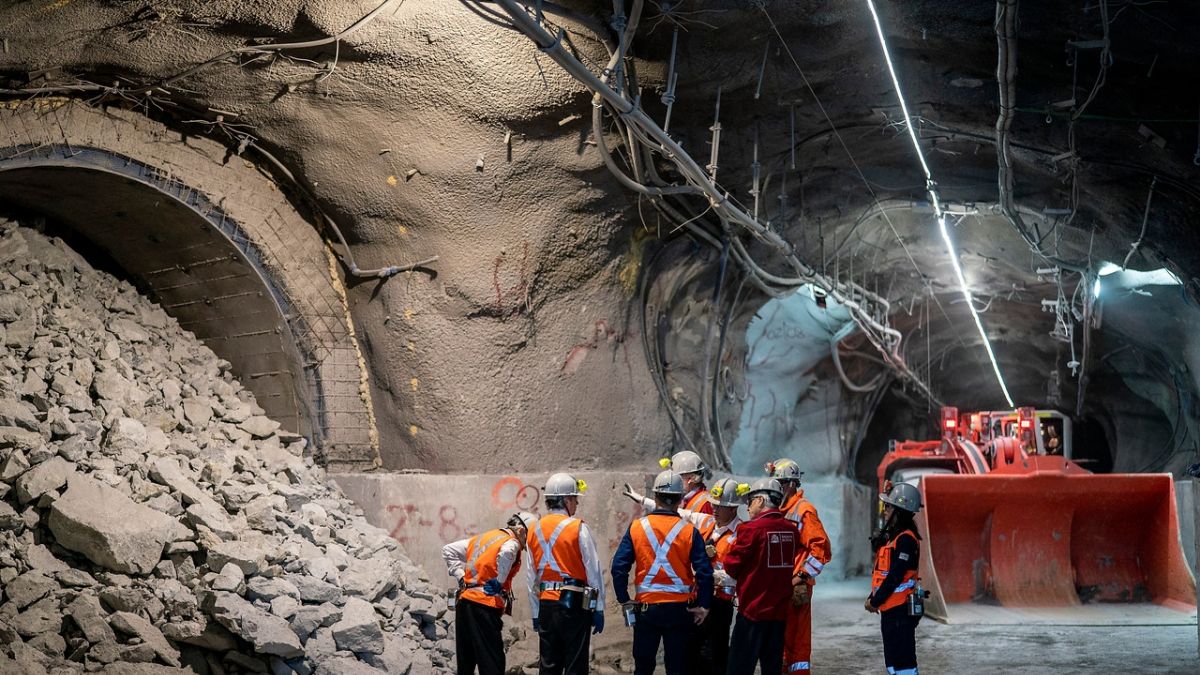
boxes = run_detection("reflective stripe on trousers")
[887,668,918,675]
[788,661,810,672]
[635,517,692,595]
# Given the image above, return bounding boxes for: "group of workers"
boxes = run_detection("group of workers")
[442,451,926,675]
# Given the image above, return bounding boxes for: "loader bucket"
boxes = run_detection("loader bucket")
[917,468,1196,622]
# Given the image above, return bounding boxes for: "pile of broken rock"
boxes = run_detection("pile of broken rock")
[0,221,454,674]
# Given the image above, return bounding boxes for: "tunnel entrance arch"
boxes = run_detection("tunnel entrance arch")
[0,100,377,468]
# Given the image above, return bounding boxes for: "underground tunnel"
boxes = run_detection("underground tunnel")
[0,0,1197,673]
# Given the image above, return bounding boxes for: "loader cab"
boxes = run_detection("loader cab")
[985,409,1073,459]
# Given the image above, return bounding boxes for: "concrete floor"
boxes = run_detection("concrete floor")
[592,579,1199,674]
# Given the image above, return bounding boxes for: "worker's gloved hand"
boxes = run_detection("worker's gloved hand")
[791,582,811,607]
[712,570,734,588]
[621,483,644,503]
[531,618,540,632]
[591,610,604,635]
[687,606,709,625]
[864,597,879,614]
[482,579,504,596]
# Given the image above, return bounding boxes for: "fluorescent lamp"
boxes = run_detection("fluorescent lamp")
[866,0,1015,407]
[939,217,1016,407]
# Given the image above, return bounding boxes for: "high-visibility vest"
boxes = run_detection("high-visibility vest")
[694,512,717,541]
[711,521,739,601]
[460,528,520,610]
[527,513,586,601]
[682,487,713,515]
[870,529,918,611]
[630,514,697,604]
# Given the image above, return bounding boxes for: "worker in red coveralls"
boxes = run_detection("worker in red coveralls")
[768,458,833,675]
[721,478,799,675]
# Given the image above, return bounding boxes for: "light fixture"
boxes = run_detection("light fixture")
[866,0,1015,407]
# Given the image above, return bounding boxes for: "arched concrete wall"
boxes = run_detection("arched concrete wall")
[0,100,378,468]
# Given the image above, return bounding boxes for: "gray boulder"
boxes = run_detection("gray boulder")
[0,398,38,431]
[247,576,300,602]
[5,572,57,609]
[207,540,267,576]
[330,598,384,655]
[238,416,279,438]
[48,474,185,574]
[209,592,303,658]
[109,611,181,667]
[14,456,73,504]
[65,594,116,644]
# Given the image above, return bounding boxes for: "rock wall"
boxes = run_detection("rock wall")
[0,221,453,674]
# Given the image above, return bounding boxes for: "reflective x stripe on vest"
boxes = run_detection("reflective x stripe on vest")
[636,517,691,595]
[464,530,509,584]
[534,516,578,579]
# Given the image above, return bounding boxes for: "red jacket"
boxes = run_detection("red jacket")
[721,509,799,621]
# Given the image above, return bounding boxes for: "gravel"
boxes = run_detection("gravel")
[0,222,454,673]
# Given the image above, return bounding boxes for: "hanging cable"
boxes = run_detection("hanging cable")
[491,0,944,408]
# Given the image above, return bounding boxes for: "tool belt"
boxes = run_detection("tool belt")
[454,580,514,614]
[540,579,598,611]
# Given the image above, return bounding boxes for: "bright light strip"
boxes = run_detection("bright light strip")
[866,0,1014,407]
[938,216,1016,406]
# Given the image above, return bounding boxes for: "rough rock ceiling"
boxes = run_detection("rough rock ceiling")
[1,0,1197,477]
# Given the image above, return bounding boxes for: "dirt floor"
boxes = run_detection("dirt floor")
[592,579,1199,674]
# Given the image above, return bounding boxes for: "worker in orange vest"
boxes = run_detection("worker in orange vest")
[767,458,832,675]
[697,477,746,675]
[865,482,924,675]
[621,476,743,674]
[658,450,714,515]
[611,470,714,675]
[443,512,537,675]
[526,473,606,674]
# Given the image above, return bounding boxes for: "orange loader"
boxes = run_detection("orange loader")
[877,406,1196,623]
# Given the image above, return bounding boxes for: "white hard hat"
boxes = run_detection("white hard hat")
[652,470,685,495]
[544,473,586,497]
[744,477,783,503]
[881,483,922,513]
[707,478,748,507]
[668,450,708,476]
[508,512,538,530]
[766,458,804,482]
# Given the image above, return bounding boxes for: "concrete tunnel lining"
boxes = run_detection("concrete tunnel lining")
[0,159,311,438]
[0,101,379,467]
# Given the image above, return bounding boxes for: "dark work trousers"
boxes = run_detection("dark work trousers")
[631,602,692,675]
[880,605,921,674]
[724,614,786,675]
[685,596,734,675]
[538,600,592,675]
[455,599,505,675]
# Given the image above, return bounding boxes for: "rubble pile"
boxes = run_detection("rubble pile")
[0,221,454,674]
